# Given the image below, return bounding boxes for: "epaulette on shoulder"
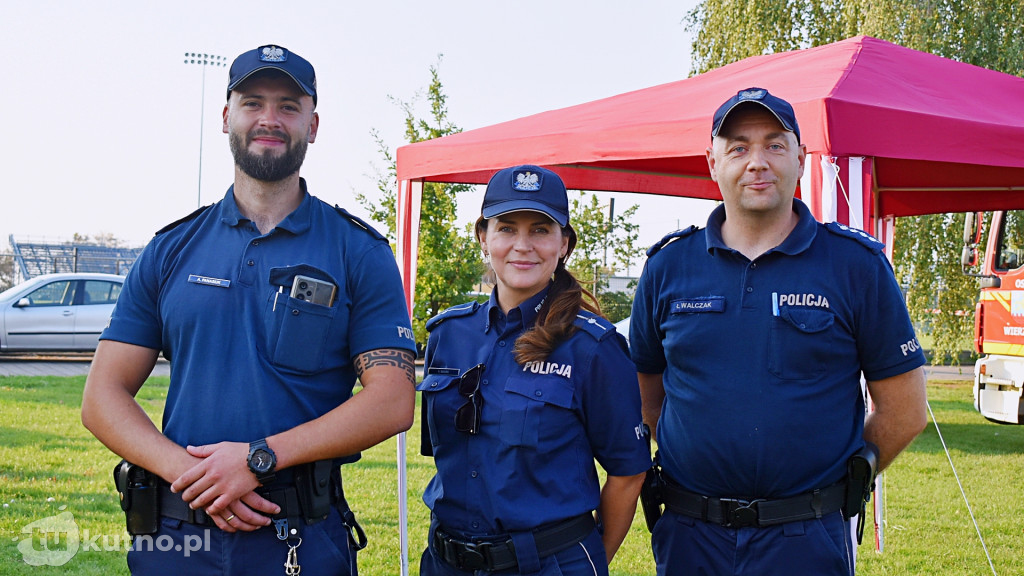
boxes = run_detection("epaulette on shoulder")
[573,312,615,341]
[426,301,480,332]
[825,222,884,254]
[646,225,700,258]
[334,206,387,242]
[155,204,213,235]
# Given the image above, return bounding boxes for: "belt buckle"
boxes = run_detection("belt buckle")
[455,540,491,571]
[720,498,762,528]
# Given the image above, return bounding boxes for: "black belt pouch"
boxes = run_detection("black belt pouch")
[294,460,334,524]
[114,459,159,536]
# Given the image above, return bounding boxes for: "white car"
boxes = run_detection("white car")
[0,273,124,352]
[613,316,631,344]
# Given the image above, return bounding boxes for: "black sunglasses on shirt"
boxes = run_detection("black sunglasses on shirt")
[454,363,486,435]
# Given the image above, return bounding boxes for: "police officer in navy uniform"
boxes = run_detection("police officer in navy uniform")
[418,165,650,575]
[629,88,929,575]
[82,45,417,575]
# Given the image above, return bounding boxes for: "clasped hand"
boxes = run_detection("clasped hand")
[170,442,280,533]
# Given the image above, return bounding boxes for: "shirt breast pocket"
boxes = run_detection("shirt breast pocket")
[769,307,835,380]
[264,266,342,374]
[498,374,575,449]
[416,374,458,448]
[269,296,338,373]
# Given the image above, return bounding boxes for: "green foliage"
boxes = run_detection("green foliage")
[565,193,644,323]
[686,0,1024,363]
[357,58,483,346]
[0,252,15,291]
[893,214,977,363]
[687,1,1024,76]
[686,0,805,74]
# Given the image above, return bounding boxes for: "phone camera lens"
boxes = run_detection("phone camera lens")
[299,281,309,290]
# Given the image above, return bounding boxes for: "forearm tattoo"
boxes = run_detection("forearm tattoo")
[354,348,415,382]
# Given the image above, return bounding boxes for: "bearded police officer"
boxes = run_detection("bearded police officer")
[82,44,416,575]
[629,88,928,575]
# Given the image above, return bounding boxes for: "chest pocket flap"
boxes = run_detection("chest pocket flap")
[779,307,834,333]
[504,374,575,409]
[500,374,576,448]
[770,307,835,380]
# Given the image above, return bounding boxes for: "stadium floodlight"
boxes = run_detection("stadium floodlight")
[183,52,226,208]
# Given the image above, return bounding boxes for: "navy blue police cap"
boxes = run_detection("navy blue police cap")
[482,165,569,227]
[711,87,800,143]
[227,45,317,105]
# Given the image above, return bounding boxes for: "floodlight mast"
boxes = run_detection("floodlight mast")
[184,52,226,208]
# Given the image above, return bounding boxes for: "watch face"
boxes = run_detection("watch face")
[251,449,273,473]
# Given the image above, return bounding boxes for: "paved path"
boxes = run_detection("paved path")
[0,355,170,377]
[924,364,974,382]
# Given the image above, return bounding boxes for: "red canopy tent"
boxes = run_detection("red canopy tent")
[395,35,1024,299]
[389,35,1024,569]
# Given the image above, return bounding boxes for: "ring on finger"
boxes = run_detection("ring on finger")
[225,514,235,522]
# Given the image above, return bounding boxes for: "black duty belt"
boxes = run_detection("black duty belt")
[661,476,846,528]
[159,484,214,526]
[433,513,595,572]
[158,483,330,534]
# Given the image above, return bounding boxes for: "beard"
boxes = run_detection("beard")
[229,128,308,182]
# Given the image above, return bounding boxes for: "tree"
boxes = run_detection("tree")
[0,252,15,291]
[686,0,1023,363]
[358,58,483,346]
[566,192,644,323]
[72,232,126,247]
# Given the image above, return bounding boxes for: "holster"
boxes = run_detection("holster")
[638,424,663,532]
[113,459,159,536]
[843,442,879,544]
[293,459,334,525]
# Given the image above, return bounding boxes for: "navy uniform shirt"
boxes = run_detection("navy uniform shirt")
[102,180,416,453]
[630,199,925,499]
[419,286,650,536]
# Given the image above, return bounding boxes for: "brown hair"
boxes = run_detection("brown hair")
[475,216,602,364]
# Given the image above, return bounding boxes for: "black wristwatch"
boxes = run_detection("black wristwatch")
[246,439,277,485]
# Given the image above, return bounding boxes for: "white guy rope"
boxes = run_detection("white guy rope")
[926,401,998,576]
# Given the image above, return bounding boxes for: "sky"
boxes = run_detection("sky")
[2,0,715,263]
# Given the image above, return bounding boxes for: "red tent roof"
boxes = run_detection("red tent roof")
[397,36,1024,217]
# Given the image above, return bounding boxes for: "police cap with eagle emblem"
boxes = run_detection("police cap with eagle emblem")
[481,165,569,227]
[711,87,800,143]
[227,44,317,105]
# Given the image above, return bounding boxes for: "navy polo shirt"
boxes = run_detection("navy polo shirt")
[419,287,650,536]
[630,199,925,499]
[102,181,416,453]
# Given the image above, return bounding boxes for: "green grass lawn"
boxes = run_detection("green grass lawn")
[1,375,1021,575]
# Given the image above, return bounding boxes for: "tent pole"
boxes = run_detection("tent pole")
[396,178,424,576]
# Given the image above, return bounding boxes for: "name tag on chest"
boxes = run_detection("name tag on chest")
[427,367,461,376]
[671,296,725,314]
[188,274,231,288]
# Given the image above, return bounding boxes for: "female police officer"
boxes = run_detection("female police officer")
[417,165,650,575]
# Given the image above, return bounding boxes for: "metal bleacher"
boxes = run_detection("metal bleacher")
[10,235,144,279]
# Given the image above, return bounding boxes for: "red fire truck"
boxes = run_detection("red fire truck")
[963,210,1024,424]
